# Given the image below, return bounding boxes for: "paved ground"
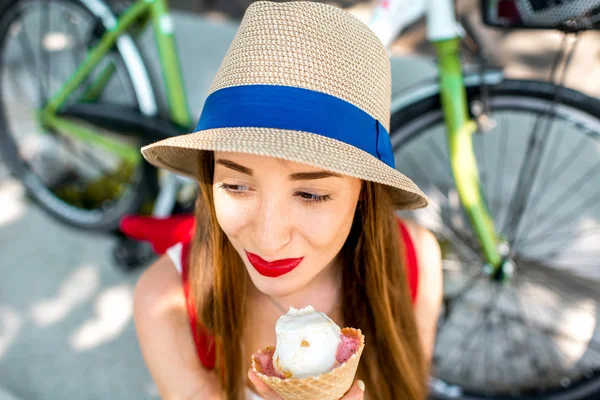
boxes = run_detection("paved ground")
[0,167,154,399]
[0,2,599,400]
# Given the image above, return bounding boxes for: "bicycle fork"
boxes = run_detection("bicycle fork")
[428,0,504,272]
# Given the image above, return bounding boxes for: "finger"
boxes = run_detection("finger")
[341,380,366,399]
[247,369,283,400]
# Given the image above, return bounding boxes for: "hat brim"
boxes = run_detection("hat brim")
[141,127,428,210]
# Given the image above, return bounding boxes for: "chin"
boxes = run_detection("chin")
[247,267,308,298]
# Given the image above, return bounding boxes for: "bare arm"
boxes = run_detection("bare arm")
[133,255,225,400]
[402,220,443,367]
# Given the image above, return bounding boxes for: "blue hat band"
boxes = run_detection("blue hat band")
[194,84,395,168]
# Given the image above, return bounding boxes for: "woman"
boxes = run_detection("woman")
[133,1,442,399]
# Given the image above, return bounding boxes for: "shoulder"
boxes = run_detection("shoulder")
[399,220,443,306]
[133,255,207,397]
[133,255,191,358]
[134,254,184,319]
[134,241,188,321]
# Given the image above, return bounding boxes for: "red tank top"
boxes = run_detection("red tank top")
[180,218,419,370]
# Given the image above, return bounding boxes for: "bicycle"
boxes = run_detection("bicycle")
[373,0,600,398]
[0,0,598,398]
[0,0,188,230]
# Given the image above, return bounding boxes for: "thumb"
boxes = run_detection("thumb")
[342,380,366,399]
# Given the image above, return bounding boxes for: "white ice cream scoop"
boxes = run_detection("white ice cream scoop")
[272,305,342,379]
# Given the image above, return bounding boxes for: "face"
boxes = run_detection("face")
[212,152,362,297]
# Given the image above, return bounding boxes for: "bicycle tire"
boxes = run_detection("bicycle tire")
[0,0,158,230]
[391,79,600,400]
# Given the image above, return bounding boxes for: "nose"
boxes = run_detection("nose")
[252,195,292,258]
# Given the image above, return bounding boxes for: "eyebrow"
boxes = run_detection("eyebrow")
[215,159,343,181]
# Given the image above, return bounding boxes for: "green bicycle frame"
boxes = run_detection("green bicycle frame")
[41,0,193,162]
[433,38,503,269]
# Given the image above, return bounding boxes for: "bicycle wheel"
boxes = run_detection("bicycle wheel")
[0,0,158,230]
[391,79,600,400]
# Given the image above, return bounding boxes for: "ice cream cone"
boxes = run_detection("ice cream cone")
[252,328,365,400]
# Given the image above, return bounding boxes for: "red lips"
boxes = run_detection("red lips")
[245,251,304,278]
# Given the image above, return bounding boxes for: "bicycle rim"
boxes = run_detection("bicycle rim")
[391,81,600,399]
[0,0,152,230]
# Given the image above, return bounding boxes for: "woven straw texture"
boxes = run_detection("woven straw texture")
[209,0,391,131]
[141,1,428,210]
[252,327,365,400]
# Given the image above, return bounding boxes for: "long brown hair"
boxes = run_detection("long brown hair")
[189,151,428,399]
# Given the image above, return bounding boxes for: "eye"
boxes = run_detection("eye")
[218,183,251,196]
[296,191,333,204]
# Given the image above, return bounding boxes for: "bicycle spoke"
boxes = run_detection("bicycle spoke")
[521,242,599,263]
[64,7,102,100]
[521,262,600,306]
[491,116,509,227]
[483,311,490,389]
[403,154,481,262]
[474,134,498,225]
[505,280,553,381]
[518,123,572,225]
[437,273,483,333]
[519,274,596,318]
[520,272,598,325]
[529,258,599,270]
[522,205,600,258]
[517,224,600,249]
[439,281,491,374]
[53,133,136,207]
[532,322,600,360]
[442,259,482,281]
[503,35,575,245]
[475,135,487,189]
[510,285,590,380]
[40,0,50,98]
[3,57,35,110]
[498,291,521,391]
[112,55,134,104]
[509,125,560,240]
[455,282,499,386]
[63,9,86,78]
[16,13,47,103]
[427,138,454,181]
[527,120,562,198]
[514,137,595,241]
[455,320,486,384]
[514,163,600,249]
[503,112,555,245]
[523,253,600,269]
[54,132,129,186]
[514,280,579,368]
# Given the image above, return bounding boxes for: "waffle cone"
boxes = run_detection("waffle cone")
[251,327,365,400]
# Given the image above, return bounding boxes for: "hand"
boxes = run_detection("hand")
[247,369,365,400]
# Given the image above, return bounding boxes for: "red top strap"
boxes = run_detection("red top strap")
[180,218,419,370]
[398,219,419,302]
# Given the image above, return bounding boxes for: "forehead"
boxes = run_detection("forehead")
[214,152,331,174]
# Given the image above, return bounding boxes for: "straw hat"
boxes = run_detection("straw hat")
[141,0,427,209]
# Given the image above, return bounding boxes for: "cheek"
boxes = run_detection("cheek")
[213,189,254,236]
[295,200,356,253]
